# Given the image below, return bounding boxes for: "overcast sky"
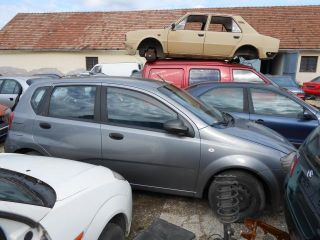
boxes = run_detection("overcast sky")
[0,0,319,28]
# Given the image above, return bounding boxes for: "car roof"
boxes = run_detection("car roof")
[185,12,237,17]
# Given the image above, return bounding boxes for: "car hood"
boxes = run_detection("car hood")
[222,118,296,154]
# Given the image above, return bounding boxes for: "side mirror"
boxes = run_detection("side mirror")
[171,23,176,30]
[164,119,188,135]
[300,109,315,120]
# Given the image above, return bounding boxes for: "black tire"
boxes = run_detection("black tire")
[208,170,265,221]
[26,151,42,156]
[234,48,258,60]
[98,223,125,240]
[144,47,157,62]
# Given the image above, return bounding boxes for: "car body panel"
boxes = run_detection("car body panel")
[125,13,280,60]
[303,82,320,96]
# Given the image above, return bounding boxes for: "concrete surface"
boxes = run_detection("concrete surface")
[0,145,287,240]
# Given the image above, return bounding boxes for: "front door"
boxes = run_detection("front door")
[248,87,318,145]
[204,16,242,57]
[167,15,208,55]
[100,87,200,193]
[33,85,101,161]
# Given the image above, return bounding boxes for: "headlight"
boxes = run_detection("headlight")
[280,152,296,171]
[112,171,126,181]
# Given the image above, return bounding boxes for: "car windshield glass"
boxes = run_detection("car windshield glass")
[270,77,298,87]
[158,84,224,125]
[311,77,320,83]
[303,128,320,172]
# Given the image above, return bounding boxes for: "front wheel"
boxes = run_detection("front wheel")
[98,223,125,240]
[208,170,265,221]
[144,47,157,62]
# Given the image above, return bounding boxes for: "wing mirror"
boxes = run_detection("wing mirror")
[164,119,188,135]
[171,23,176,30]
[300,109,315,120]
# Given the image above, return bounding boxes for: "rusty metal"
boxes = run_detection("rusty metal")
[241,218,290,240]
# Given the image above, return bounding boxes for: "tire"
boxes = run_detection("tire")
[144,47,157,62]
[98,223,125,240]
[26,151,42,156]
[208,170,265,221]
[234,48,258,60]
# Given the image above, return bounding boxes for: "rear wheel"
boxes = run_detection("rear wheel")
[234,47,258,60]
[208,170,265,221]
[98,223,125,240]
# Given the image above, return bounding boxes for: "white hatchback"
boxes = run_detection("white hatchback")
[0,153,132,240]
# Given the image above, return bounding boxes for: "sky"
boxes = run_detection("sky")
[0,0,319,28]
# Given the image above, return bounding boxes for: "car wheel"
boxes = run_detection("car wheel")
[145,47,157,62]
[208,170,265,221]
[26,151,42,156]
[98,223,125,240]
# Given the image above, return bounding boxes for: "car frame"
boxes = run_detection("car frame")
[125,13,280,61]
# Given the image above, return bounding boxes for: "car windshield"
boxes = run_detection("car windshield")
[269,77,298,88]
[158,84,224,125]
[303,127,320,172]
[311,77,320,83]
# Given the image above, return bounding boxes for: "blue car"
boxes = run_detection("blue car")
[188,82,320,146]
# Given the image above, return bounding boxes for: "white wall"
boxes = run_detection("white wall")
[0,50,145,75]
[296,51,320,83]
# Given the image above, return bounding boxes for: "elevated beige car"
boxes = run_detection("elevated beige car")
[125,13,280,61]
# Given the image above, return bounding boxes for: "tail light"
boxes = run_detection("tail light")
[289,156,298,177]
[8,112,14,129]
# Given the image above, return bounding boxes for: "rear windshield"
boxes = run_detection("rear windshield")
[0,169,56,208]
[303,127,320,171]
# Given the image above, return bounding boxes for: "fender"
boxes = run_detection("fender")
[135,32,169,53]
[84,195,132,240]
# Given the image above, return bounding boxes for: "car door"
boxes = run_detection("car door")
[33,84,102,161]
[248,87,318,145]
[0,79,22,108]
[197,86,249,120]
[100,86,200,193]
[204,16,242,57]
[167,15,208,55]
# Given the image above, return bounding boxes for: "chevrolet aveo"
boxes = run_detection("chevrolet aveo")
[5,77,295,220]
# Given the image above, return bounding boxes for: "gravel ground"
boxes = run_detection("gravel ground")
[0,142,287,239]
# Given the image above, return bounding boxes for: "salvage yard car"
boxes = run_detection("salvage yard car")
[188,82,320,146]
[303,76,320,99]
[0,153,132,240]
[5,77,296,220]
[125,13,280,61]
[285,126,320,240]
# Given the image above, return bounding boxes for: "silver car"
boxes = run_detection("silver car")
[5,77,296,220]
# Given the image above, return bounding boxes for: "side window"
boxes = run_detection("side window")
[91,65,101,74]
[189,69,220,85]
[233,70,264,83]
[251,88,303,118]
[1,80,20,94]
[31,87,48,113]
[49,86,96,120]
[106,88,178,130]
[199,88,244,112]
[175,15,208,31]
[208,16,241,33]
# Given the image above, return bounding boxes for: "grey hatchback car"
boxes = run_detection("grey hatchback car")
[5,77,296,219]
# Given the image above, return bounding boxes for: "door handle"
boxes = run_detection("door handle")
[9,98,13,101]
[109,133,124,140]
[233,36,240,39]
[255,119,264,124]
[198,33,204,37]
[39,122,51,129]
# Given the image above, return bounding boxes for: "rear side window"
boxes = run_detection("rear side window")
[304,128,320,171]
[189,69,220,85]
[106,87,178,130]
[199,87,244,112]
[149,68,184,88]
[49,86,96,120]
[233,70,264,83]
[1,80,21,94]
[31,87,48,113]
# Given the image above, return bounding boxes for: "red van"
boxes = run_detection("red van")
[142,60,271,88]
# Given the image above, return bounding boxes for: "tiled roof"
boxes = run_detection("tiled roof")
[0,5,319,50]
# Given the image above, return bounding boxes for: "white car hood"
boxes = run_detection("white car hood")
[0,154,113,201]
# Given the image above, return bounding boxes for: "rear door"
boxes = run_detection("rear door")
[33,84,101,161]
[248,87,318,145]
[100,86,200,193]
[0,79,22,108]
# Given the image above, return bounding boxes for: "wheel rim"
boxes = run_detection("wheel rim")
[238,183,253,212]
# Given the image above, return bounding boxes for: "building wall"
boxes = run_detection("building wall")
[0,50,145,75]
[296,51,320,83]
